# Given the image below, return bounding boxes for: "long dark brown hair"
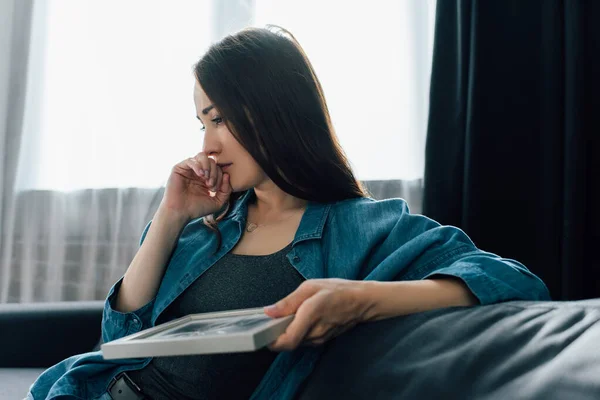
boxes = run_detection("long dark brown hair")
[193,25,369,251]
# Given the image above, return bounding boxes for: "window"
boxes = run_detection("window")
[16,0,436,191]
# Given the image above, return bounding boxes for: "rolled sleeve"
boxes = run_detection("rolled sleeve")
[101,220,155,343]
[346,198,552,305]
[101,276,157,343]
[420,249,552,305]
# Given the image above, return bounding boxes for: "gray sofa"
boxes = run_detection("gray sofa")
[0,301,103,399]
[3,299,600,399]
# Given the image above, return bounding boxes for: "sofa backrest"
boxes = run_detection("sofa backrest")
[0,301,104,368]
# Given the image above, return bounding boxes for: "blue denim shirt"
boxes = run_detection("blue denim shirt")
[28,189,551,399]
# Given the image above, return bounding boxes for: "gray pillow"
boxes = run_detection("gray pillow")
[297,299,600,400]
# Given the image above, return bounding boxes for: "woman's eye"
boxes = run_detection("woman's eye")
[199,116,222,132]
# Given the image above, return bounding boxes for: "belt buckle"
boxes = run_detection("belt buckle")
[109,372,143,394]
[108,372,123,392]
[121,372,143,393]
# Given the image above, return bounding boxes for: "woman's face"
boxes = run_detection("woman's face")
[193,80,267,192]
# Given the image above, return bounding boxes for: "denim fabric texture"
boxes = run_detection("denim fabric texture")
[28,189,551,399]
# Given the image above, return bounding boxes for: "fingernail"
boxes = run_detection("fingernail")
[264,304,278,312]
[204,170,209,176]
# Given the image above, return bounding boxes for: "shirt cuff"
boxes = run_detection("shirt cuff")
[101,276,156,343]
[423,255,551,306]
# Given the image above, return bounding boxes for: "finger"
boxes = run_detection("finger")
[264,281,321,318]
[207,158,218,190]
[188,159,204,177]
[193,152,211,175]
[269,315,318,351]
[303,323,331,342]
[215,173,232,203]
[268,295,323,351]
[212,166,223,192]
[304,323,351,344]
[305,337,327,347]
[181,158,204,178]
[193,153,214,189]
[302,329,330,347]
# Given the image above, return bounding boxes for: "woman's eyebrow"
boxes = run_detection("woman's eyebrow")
[196,104,215,121]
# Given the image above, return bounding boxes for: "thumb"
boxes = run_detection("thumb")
[264,283,318,318]
[215,173,232,203]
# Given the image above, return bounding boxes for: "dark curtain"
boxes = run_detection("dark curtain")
[423,0,600,301]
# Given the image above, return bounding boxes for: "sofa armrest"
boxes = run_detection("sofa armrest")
[0,301,104,368]
[296,299,600,400]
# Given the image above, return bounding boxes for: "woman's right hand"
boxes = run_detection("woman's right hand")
[159,152,232,221]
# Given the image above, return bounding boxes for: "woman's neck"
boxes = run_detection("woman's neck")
[250,187,307,219]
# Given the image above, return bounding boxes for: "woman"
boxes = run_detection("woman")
[27,25,550,400]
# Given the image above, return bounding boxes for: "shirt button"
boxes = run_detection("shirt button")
[293,255,300,262]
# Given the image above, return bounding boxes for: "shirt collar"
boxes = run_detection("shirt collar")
[228,189,331,242]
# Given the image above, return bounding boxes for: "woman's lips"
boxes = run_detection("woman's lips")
[219,163,232,171]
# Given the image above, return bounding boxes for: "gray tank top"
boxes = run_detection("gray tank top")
[126,241,305,400]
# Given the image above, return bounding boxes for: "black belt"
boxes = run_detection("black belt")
[108,372,147,400]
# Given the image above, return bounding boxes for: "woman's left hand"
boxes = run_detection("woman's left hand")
[264,278,372,351]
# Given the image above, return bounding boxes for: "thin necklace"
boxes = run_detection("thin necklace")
[245,207,305,233]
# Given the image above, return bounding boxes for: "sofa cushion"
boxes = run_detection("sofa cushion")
[0,368,45,399]
[297,299,600,400]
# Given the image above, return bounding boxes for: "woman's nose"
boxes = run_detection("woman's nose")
[202,131,221,155]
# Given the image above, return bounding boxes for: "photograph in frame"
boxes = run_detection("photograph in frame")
[101,307,294,360]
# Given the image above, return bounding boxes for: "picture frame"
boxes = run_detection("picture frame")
[101,307,294,360]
